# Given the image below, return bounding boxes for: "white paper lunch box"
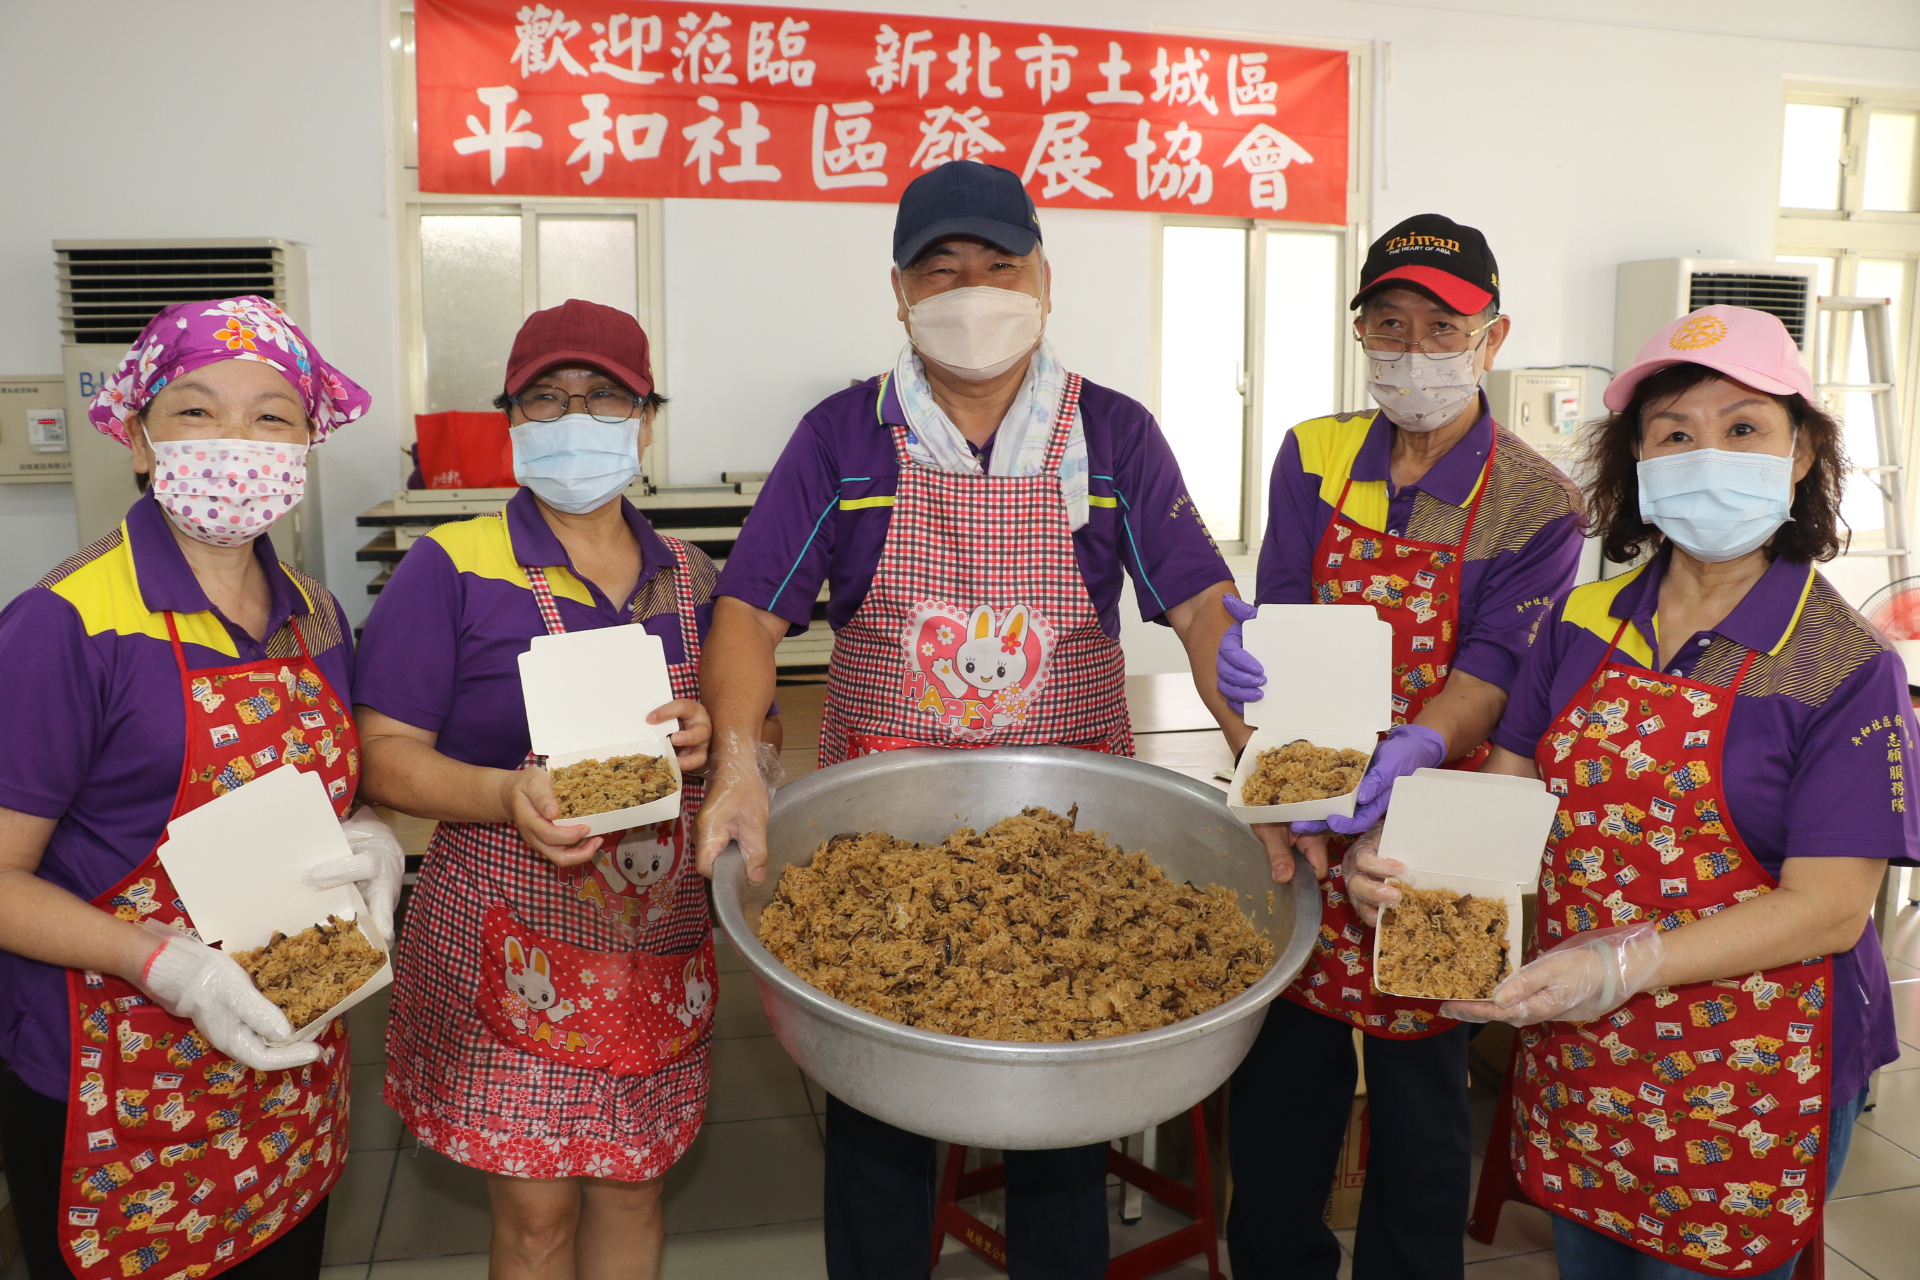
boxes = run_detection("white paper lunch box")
[1369,769,1561,1002]
[156,764,392,1045]
[519,625,683,836]
[1227,604,1396,825]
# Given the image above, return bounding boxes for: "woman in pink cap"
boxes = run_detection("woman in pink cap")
[0,297,399,1280]
[1344,305,1913,1277]
[354,300,779,1280]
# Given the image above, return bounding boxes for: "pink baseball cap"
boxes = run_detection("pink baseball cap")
[1603,305,1814,411]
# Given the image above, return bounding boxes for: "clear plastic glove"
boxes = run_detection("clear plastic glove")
[1442,923,1668,1027]
[1216,595,1265,716]
[695,730,782,884]
[1337,824,1403,926]
[1323,723,1448,836]
[306,808,404,948]
[132,924,321,1072]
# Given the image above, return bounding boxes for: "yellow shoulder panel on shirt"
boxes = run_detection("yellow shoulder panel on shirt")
[1291,411,1387,532]
[43,521,237,656]
[425,514,596,607]
[1560,565,1654,667]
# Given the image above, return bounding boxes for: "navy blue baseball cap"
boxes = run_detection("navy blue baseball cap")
[892,161,1042,269]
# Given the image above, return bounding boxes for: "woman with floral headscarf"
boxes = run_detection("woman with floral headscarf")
[0,297,399,1280]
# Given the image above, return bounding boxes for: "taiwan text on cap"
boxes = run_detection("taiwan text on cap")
[1351,214,1500,316]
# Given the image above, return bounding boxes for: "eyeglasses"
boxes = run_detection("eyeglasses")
[1354,314,1504,357]
[512,386,640,423]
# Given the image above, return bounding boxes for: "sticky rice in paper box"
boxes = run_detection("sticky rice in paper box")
[156,765,392,1045]
[519,626,682,836]
[1227,605,1394,825]
[1369,770,1561,1002]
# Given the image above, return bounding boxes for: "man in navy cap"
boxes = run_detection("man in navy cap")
[696,161,1249,1277]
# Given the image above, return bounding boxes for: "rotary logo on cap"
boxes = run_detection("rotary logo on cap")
[1668,315,1729,351]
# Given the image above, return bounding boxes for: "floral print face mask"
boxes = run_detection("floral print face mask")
[150,438,309,548]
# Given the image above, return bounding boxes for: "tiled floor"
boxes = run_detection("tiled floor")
[10,688,1919,1279]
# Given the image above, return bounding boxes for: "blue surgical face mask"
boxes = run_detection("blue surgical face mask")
[510,414,642,515]
[1636,445,1795,564]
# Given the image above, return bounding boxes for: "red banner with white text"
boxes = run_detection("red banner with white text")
[417,1,1349,223]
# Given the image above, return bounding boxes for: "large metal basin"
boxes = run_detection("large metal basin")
[712,747,1319,1149]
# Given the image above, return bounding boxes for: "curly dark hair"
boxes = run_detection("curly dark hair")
[1582,362,1848,564]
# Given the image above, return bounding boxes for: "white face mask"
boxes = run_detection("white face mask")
[149,437,308,548]
[902,281,1045,381]
[1636,446,1796,563]
[511,414,642,515]
[1367,346,1485,432]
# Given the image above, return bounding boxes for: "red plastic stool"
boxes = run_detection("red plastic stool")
[930,1103,1223,1279]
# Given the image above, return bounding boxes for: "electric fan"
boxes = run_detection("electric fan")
[1862,577,1920,693]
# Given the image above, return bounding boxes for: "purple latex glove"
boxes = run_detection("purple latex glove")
[1216,595,1264,715]
[1323,723,1449,836]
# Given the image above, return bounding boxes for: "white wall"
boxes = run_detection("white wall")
[2,0,1917,623]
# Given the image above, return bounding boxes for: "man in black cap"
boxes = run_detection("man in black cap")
[698,162,1251,1277]
[1214,215,1585,1279]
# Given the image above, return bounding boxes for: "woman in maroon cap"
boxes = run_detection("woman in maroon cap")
[354,300,779,1278]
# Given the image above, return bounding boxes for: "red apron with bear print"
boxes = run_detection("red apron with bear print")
[1282,458,1493,1039]
[1510,621,1832,1273]
[59,616,359,1280]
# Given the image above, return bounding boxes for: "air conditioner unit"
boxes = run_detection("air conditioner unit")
[1614,258,1818,375]
[55,239,319,574]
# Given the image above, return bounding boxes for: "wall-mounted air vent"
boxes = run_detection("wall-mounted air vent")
[55,238,308,346]
[1615,258,1819,374]
[1686,272,1812,348]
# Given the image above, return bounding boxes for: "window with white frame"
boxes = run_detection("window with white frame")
[392,8,669,482]
[1155,218,1353,552]
[1775,87,1920,560]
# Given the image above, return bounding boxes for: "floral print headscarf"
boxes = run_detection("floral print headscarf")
[87,296,371,446]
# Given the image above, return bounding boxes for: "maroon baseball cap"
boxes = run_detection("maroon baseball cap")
[504,299,654,398]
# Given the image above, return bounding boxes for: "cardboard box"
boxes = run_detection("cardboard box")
[518,626,683,836]
[1369,770,1560,1001]
[1321,1095,1369,1230]
[1228,605,1395,826]
[156,765,391,1045]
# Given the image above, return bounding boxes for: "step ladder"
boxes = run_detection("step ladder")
[1813,295,1909,586]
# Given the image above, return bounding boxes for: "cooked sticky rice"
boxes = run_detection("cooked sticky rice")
[552,752,677,818]
[232,915,385,1029]
[1241,740,1369,806]
[1374,885,1510,1000]
[757,807,1272,1042]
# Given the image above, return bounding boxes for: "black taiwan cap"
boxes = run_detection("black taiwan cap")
[1351,214,1500,316]
[892,161,1042,269]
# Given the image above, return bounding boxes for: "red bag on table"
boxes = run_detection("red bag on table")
[415,411,516,489]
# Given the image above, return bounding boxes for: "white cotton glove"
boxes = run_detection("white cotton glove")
[694,731,783,884]
[306,808,405,948]
[1442,923,1668,1027]
[132,925,322,1072]
[1337,823,1402,927]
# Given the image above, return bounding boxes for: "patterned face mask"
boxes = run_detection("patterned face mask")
[149,438,309,548]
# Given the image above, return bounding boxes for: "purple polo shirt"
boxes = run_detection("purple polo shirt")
[714,375,1231,637]
[354,488,716,771]
[1258,399,1585,692]
[1496,550,1914,1104]
[0,495,355,1100]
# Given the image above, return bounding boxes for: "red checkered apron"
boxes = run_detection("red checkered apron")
[1282,454,1494,1040]
[385,535,713,1182]
[1506,621,1831,1272]
[818,371,1132,764]
[60,616,358,1279]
